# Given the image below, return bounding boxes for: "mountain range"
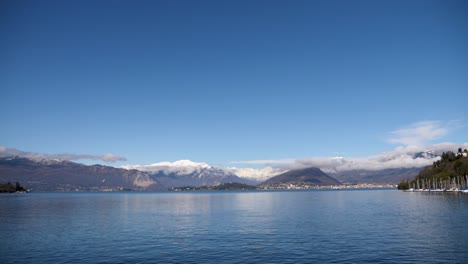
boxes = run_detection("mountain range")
[147,166,257,187]
[0,155,427,191]
[0,157,159,191]
[122,160,285,182]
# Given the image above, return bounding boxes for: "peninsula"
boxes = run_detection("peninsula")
[398,148,468,191]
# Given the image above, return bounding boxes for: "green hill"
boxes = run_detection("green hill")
[398,149,468,190]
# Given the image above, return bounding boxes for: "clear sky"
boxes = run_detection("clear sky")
[1,0,467,167]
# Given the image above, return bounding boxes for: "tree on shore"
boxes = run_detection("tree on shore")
[399,147,468,190]
[0,182,26,193]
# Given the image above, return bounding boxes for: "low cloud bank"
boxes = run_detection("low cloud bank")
[233,143,468,173]
[122,160,211,175]
[226,167,287,181]
[0,146,126,163]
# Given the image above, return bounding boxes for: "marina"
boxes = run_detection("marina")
[404,175,468,193]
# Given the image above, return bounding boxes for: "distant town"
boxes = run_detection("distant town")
[258,183,397,190]
[170,182,396,191]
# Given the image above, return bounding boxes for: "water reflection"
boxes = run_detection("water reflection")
[1,190,468,263]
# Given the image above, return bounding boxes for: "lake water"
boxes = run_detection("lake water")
[1,190,468,263]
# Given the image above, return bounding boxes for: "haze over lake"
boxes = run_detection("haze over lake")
[2,190,468,263]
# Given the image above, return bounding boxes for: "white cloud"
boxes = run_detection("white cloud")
[0,146,126,163]
[226,167,287,181]
[302,142,468,171]
[388,121,450,146]
[229,142,468,173]
[122,160,211,175]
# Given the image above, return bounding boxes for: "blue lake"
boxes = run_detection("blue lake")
[1,190,468,263]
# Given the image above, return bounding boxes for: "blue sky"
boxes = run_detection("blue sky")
[1,0,467,167]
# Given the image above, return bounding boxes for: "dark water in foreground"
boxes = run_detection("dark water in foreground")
[1,190,468,263]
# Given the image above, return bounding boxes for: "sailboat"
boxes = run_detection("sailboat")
[462,176,468,193]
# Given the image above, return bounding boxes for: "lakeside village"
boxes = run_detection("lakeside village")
[170,182,397,191]
[257,183,396,190]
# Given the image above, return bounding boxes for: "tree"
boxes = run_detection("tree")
[447,151,456,161]
[14,182,25,192]
[397,181,410,190]
[441,152,448,161]
[454,160,463,175]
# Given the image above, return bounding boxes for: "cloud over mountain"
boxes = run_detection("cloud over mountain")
[122,160,211,175]
[0,146,126,163]
[121,160,285,181]
[233,142,468,173]
[226,167,287,181]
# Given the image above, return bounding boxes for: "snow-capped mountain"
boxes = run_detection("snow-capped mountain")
[123,160,264,187]
[121,160,289,187]
[123,160,211,175]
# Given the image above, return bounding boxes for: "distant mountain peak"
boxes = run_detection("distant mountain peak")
[411,151,439,159]
[259,167,341,187]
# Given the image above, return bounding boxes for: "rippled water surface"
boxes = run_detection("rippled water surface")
[1,190,468,263]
